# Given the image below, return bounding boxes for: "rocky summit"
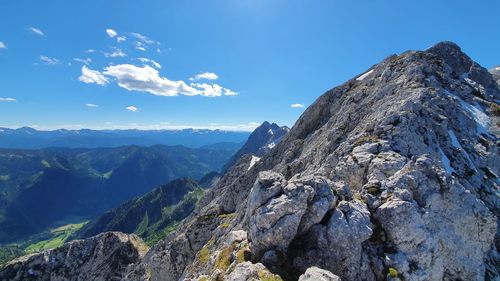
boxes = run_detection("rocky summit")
[2,41,499,281]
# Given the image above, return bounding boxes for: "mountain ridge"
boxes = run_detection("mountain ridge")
[135,41,499,281]
[2,41,499,281]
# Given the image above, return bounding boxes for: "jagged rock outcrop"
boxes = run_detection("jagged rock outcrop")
[4,42,498,281]
[223,121,289,172]
[0,232,148,281]
[244,172,337,258]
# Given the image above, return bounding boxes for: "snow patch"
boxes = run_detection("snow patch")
[448,130,463,150]
[444,91,491,135]
[248,155,261,171]
[448,129,476,170]
[268,129,274,135]
[267,142,276,149]
[356,69,374,81]
[496,66,500,71]
[439,147,454,175]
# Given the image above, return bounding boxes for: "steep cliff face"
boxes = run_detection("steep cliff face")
[135,42,499,281]
[2,42,498,281]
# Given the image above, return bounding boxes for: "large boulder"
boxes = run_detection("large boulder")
[244,172,336,258]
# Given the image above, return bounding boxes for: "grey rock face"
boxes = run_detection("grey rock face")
[375,155,496,281]
[298,267,342,281]
[293,200,372,281]
[244,172,336,258]
[224,262,266,281]
[0,232,148,281]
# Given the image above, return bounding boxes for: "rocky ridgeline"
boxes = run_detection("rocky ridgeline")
[1,42,499,281]
[0,232,148,281]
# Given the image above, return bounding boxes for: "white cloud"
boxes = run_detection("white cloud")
[190,83,238,97]
[130,32,156,44]
[80,63,237,98]
[0,97,16,102]
[291,103,304,108]
[104,48,126,58]
[78,66,109,85]
[116,36,126,43]
[85,103,98,107]
[85,49,95,53]
[103,64,199,97]
[137,57,161,69]
[0,41,6,49]
[224,88,238,96]
[190,72,219,81]
[40,55,61,65]
[190,83,224,97]
[73,57,92,65]
[135,42,146,51]
[29,27,45,36]
[106,29,117,38]
[126,106,138,112]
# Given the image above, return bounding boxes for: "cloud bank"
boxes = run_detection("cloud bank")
[80,64,237,97]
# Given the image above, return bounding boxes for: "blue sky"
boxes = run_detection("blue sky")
[0,0,499,131]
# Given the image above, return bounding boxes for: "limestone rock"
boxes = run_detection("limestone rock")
[298,267,342,281]
[0,232,148,281]
[225,262,266,281]
[245,172,336,258]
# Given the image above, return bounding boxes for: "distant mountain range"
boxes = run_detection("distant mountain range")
[0,144,239,243]
[0,127,250,149]
[72,121,288,246]
[71,121,288,247]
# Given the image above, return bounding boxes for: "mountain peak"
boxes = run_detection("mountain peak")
[223,121,289,171]
[133,42,499,281]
